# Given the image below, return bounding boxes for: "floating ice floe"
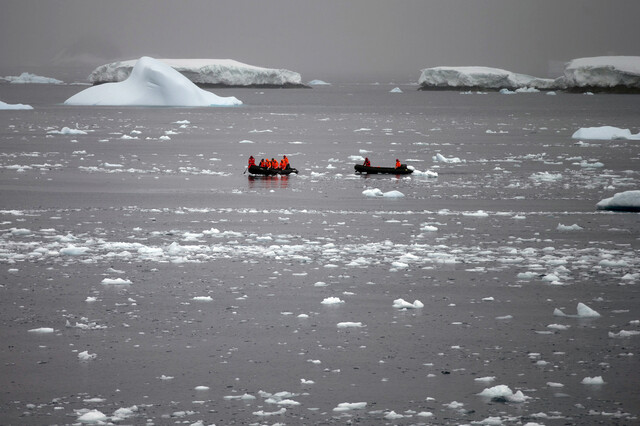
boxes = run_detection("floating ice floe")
[321,297,344,305]
[477,384,529,402]
[581,376,605,385]
[408,166,438,177]
[392,298,424,309]
[28,327,54,334]
[78,351,97,361]
[530,172,562,182]
[65,57,242,106]
[571,126,640,140]
[333,402,367,412]
[2,72,64,84]
[433,153,464,163]
[308,79,330,85]
[192,296,213,302]
[608,330,640,338]
[557,223,583,231]
[362,188,405,198]
[89,58,302,86]
[47,127,88,135]
[0,100,33,110]
[336,322,364,328]
[77,409,108,424]
[553,302,600,318]
[597,190,640,212]
[101,278,132,285]
[389,87,403,93]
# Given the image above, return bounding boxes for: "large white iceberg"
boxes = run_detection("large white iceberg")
[571,126,640,140]
[418,66,559,90]
[419,56,640,92]
[64,57,242,107]
[596,190,640,212]
[564,56,640,90]
[89,58,303,87]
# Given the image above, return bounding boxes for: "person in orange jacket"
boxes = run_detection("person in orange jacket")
[363,157,371,167]
[248,156,256,168]
[283,155,290,169]
[395,159,402,168]
[271,158,279,169]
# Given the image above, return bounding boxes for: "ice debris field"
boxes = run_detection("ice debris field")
[1,64,640,424]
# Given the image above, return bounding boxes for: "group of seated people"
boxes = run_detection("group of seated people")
[248,155,291,170]
[363,157,403,168]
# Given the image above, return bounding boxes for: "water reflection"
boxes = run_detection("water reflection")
[247,175,289,190]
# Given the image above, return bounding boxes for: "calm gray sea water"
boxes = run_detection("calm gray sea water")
[1,82,639,424]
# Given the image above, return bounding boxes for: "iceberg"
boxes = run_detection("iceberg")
[0,100,33,110]
[571,126,640,140]
[418,66,560,91]
[596,190,640,212]
[64,57,242,107]
[88,58,304,87]
[564,56,640,92]
[2,72,64,84]
[419,57,640,92]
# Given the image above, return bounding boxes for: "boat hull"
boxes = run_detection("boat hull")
[354,164,413,175]
[248,165,298,176]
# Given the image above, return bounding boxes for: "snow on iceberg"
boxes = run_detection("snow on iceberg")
[596,190,640,212]
[0,100,33,110]
[65,57,242,107]
[419,66,558,90]
[89,58,303,87]
[572,126,640,140]
[2,72,64,84]
[564,56,640,91]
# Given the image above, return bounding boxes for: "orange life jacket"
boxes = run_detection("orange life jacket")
[248,157,255,167]
[396,160,401,168]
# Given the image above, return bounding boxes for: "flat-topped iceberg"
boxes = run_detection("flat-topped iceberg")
[1,100,33,110]
[64,57,242,107]
[89,58,304,87]
[419,66,559,91]
[419,56,640,92]
[597,190,640,212]
[2,72,64,84]
[564,56,640,91]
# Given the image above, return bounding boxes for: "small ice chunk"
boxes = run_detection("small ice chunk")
[78,351,97,361]
[478,385,529,402]
[392,298,424,309]
[321,297,344,305]
[77,409,108,423]
[337,322,364,328]
[28,327,54,334]
[192,296,213,302]
[581,376,605,385]
[101,278,132,285]
[333,402,367,412]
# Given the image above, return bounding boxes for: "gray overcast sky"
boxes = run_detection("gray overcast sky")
[1,0,639,81]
